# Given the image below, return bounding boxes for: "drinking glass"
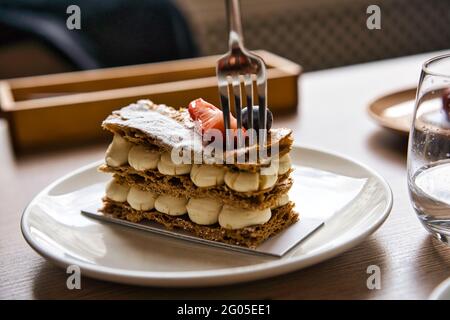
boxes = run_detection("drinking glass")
[407,53,450,243]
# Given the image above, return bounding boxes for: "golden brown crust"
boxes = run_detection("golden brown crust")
[100,164,293,210]
[101,200,299,248]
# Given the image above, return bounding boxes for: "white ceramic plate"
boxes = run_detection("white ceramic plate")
[21,146,393,287]
[430,278,450,300]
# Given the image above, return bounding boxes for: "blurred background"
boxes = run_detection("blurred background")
[0,0,449,78]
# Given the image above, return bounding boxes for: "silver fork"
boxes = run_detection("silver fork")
[216,0,267,149]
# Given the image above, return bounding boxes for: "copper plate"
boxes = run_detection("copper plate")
[367,87,416,135]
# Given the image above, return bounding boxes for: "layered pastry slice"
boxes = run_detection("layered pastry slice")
[99,99,298,248]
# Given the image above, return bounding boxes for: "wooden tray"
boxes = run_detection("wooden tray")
[367,87,416,136]
[0,50,301,152]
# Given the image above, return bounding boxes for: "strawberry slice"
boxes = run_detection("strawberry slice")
[188,98,239,135]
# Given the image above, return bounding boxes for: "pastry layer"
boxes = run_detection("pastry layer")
[101,199,299,248]
[100,164,293,210]
[102,100,293,171]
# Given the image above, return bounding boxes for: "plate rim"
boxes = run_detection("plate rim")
[429,277,450,300]
[21,145,393,287]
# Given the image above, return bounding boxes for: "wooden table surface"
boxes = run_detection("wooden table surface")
[2,51,450,300]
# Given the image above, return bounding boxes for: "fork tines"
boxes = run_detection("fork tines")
[218,70,267,152]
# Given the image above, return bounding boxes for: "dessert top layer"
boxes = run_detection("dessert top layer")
[103,100,203,153]
[102,100,293,167]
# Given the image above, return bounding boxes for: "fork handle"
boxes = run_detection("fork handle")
[226,0,244,50]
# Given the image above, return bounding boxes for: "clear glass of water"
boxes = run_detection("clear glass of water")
[408,53,450,243]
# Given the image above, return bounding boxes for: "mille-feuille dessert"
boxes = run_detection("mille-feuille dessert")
[99,98,298,248]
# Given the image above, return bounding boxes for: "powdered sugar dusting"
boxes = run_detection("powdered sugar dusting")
[102,100,293,162]
[103,100,202,152]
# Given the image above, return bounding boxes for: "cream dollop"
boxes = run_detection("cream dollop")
[259,173,278,190]
[186,198,222,225]
[224,171,259,192]
[105,134,133,167]
[218,205,272,229]
[105,179,130,202]
[155,195,188,216]
[271,193,290,209]
[127,187,157,211]
[128,145,160,171]
[261,153,292,176]
[190,164,226,187]
[225,170,277,191]
[277,153,292,175]
[157,152,192,175]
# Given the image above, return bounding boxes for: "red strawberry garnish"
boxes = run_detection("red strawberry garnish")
[188,98,239,135]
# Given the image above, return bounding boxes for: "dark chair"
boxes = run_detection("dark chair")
[0,0,198,76]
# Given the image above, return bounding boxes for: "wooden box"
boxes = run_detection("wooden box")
[0,50,301,152]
